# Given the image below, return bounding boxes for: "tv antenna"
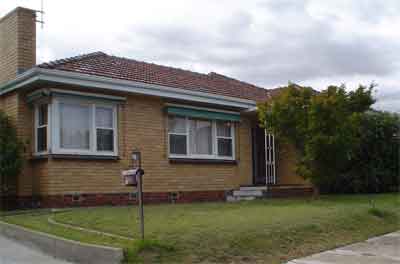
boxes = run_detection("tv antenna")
[35,0,45,29]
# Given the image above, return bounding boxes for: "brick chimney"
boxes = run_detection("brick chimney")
[0,7,36,85]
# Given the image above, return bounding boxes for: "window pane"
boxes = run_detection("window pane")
[168,116,186,134]
[37,127,47,152]
[217,121,232,137]
[189,119,212,155]
[96,107,113,128]
[97,129,114,151]
[218,138,233,157]
[38,104,48,126]
[169,134,187,155]
[60,103,90,149]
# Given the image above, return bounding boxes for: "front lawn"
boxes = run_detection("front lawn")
[1,194,399,263]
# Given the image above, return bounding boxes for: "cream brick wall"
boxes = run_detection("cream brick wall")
[36,92,253,195]
[276,142,309,185]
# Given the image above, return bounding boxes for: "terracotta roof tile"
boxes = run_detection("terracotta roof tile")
[39,52,271,102]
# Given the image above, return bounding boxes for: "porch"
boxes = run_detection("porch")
[228,115,313,201]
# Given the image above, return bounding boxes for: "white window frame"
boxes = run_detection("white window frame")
[94,103,118,154]
[216,121,235,159]
[168,116,235,160]
[51,96,118,156]
[34,103,50,155]
[168,116,189,157]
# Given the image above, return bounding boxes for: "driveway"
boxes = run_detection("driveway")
[288,231,400,264]
[0,235,71,264]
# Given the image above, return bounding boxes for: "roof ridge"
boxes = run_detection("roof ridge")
[39,51,107,68]
[36,51,272,102]
[106,54,270,95]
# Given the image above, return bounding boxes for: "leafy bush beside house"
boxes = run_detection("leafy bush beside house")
[258,84,399,193]
[330,111,400,193]
[0,110,24,210]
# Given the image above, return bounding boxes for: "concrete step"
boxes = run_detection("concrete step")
[233,190,263,197]
[239,186,267,191]
[226,195,256,202]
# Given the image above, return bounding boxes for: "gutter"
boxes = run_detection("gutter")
[0,68,257,109]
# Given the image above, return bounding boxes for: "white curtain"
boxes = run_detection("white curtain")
[60,103,90,149]
[189,119,212,155]
[96,107,113,128]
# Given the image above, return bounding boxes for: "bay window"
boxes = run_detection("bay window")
[33,93,118,156]
[168,115,235,160]
[53,98,117,155]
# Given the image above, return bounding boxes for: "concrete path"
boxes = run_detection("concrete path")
[0,235,71,264]
[288,231,400,264]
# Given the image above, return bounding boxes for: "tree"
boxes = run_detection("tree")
[258,83,376,190]
[0,110,24,210]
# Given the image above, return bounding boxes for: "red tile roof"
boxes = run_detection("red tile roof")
[39,52,270,102]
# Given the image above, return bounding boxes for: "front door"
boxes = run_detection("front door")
[252,125,276,186]
[252,126,266,185]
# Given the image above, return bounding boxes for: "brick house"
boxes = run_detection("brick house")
[0,7,312,208]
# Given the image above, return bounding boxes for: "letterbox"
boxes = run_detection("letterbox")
[122,169,138,186]
[122,168,144,186]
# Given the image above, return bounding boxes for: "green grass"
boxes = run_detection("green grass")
[1,194,399,263]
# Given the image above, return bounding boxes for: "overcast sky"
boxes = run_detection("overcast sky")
[1,0,399,112]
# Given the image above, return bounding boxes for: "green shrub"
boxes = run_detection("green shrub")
[0,110,24,209]
[331,111,400,193]
[258,84,375,190]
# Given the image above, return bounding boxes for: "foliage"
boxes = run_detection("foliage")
[258,83,376,189]
[328,111,399,193]
[0,110,24,197]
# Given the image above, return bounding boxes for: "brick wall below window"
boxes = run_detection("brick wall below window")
[16,190,227,208]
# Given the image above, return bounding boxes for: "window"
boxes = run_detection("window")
[35,104,48,153]
[32,91,121,157]
[168,116,235,159]
[59,103,91,150]
[217,121,233,157]
[189,119,212,155]
[96,107,115,152]
[168,116,187,155]
[49,98,117,156]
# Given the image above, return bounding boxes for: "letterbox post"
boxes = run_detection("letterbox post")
[132,151,144,240]
[137,171,144,240]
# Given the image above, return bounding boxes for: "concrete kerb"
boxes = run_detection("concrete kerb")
[0,220,124,264]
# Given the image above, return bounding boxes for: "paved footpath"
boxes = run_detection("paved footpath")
[288,231,400,264]
[0,235,71,264]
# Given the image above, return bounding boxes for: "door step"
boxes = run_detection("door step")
[227,186,266,202]
[233,190,263,197]
[239,186,268,191]
[226,185,314,202]
[226,196,256,202]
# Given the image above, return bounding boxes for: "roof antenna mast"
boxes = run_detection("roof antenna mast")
[35,0,45,29]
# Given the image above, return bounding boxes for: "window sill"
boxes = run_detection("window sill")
[169,158,237,165]
[31,154,120,161]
